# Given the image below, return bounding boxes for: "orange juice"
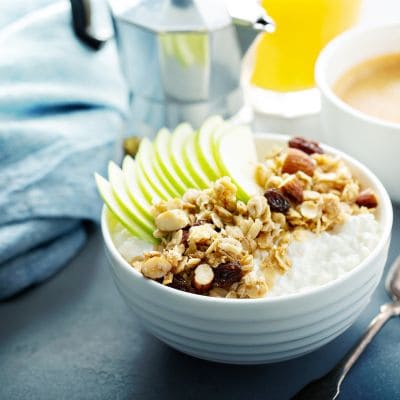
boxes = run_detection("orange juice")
[251,0,361,92]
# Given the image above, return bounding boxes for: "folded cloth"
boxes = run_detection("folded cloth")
[0,0,128,300]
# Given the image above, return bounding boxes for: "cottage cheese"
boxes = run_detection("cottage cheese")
[265,213,380,297]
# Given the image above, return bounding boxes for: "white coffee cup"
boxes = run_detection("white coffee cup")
[315,23,400,202]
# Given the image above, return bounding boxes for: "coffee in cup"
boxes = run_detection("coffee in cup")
[333,53,400,124]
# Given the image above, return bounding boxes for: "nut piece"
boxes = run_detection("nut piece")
[214,261,243,288]
[192,264,214,293]
[282,148,316,177]
[300,201,319,220]
[264,189,290,213]
[155,209,189,232]
[142,256,172,279]
[280,176,304,203]
[288,137,323,155]
[356,189,378,208]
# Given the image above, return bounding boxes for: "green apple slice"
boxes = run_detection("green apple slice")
[183,133,211,189]
[210,120,233,159]
[121,156,154,220]
[154,128,188,195]
[136,138,172,201]
[153,159,181,198]
[195,115,224,180]
[214,125,261,202]
[95,173,156,244]
[152,129,181,198]
[108,161,155,235]
[123,155,162,206]
[170,123,199,189]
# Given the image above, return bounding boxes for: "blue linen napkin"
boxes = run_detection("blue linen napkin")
[0,0,128,299]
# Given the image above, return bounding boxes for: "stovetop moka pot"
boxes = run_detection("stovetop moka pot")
[71,0,274,136]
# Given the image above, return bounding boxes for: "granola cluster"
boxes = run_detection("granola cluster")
[255,137,377,236]
[130,137,378,299]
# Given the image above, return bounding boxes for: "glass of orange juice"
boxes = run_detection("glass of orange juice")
[245,0,362,117]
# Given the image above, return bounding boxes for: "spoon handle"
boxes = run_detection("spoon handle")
[292,302,400,400]
[339,303,398,378]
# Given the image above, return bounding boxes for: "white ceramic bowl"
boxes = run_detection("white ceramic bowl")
[316,23,400,202]
[101,134,392,364]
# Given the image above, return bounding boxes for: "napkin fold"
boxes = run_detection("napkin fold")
[0,0,128,299]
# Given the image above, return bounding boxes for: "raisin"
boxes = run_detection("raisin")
[181,228,190,247]
[214,262,243,288]
[288,137,323,155]
[168,275,195,293]
[264,189,290,213]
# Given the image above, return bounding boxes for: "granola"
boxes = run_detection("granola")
[130,137,378,299]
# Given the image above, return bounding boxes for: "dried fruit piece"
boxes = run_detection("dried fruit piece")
[142,256,172,279]
[192,264,214,293]
[181,228,190,247]
[356,189,378,208]
[214,261,243,288]
[155,209,189,231]
[289,137,323,155]
[264,189,290,213]
[168,275,195,293]
[280,176,304,203]
[282,148,316,177]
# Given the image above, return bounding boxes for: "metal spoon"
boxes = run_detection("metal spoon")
[292,255,400,400]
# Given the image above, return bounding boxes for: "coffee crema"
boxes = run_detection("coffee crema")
[333,53,400,124]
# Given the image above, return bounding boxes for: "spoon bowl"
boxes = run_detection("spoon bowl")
[385,255,400,301]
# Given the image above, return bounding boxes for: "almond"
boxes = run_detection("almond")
[155,209,189,232]
[356,189,378,208]
[280,176,304,203]
[192,264,214,293]
[142,256,172,279]
[282,148,316,177]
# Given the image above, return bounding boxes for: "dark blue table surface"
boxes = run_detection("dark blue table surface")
[1,205,399,400]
